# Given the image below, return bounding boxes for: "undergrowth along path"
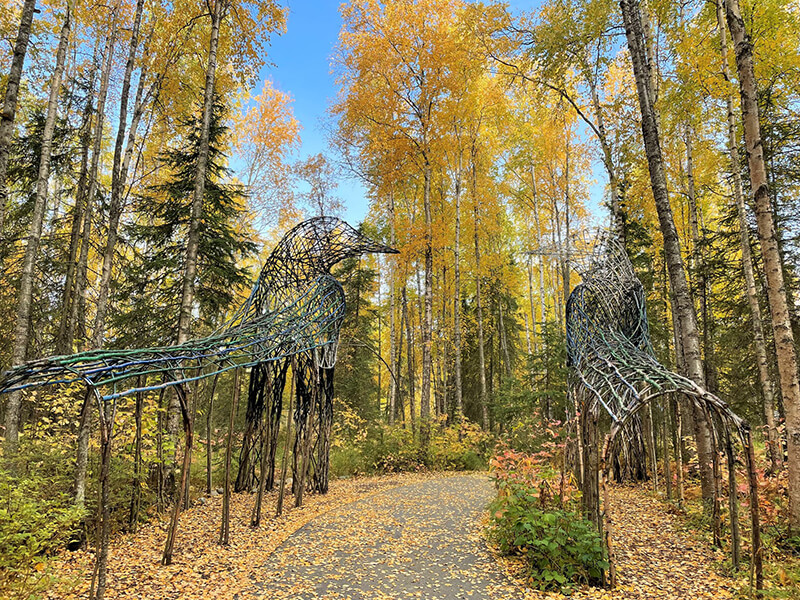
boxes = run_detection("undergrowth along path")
[496,485,738,600]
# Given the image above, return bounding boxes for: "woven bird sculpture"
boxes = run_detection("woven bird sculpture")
[0,217,396,401]
[566,234,739,430]
[0,217,397,569]
[565,233,762,589]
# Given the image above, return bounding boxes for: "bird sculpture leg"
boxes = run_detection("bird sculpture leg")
[292,355,316,506]
[264,359,290,490]
[312,367,334,494]
[236,363,267,491]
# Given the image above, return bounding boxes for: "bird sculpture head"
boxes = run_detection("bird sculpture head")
[566,232,653,368]
[274,216,398,276]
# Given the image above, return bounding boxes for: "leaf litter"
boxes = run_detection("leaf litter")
[42,474,736,599]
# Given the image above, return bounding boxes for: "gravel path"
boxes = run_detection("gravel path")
[253,474,738,600]
[256,473,521,599]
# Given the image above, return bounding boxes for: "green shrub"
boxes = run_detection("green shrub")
[329,445,365,477]
[366,425,426,473]
[0,441,85,596]
[487,452,607,593]
[427,420,490,471]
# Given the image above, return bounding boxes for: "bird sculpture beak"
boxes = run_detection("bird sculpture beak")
[363,239,400,255]
[354,231,399,255]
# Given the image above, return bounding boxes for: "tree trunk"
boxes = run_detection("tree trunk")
[599,434,618,587]
[639,0,658,104]
[685,127,719,394]
[671,395,685,507]
[57,44,98,355]
[72,19,117,501]
[707,410,723,547]
[74,390,92,507]
[526,256,535,354]
[662,409,672,500]
[665,264,687,507]
[535,212,547,341]
[4,9,70,445]
[685,126,723,509]
[551,179,567,324]
[76,12,118,350]
[91,393,115,600]
[171,0,225,459]
[182,377,200,510]
[726,0,800,527]
[474,197,489,431]
[646,403,658,492]
[725,430,741,570]
[475,237,489,431]
[402,286,415,432]
[219,369,240,545]
[395,308,405,426]
[582,61,626,242]
[92,0,145,348]
[421,161,433,440]
[498,300,512,377]
[620,0,716,507]
[129,386,144,532]
[580,404,599,526]
[388,191,398,424]
[162,385,193,565]
[453,158,464,420]
[716,0,782,473]
[743,427,764,590]
[562,126,571,310]
[156,388,165,511]
[436,262,448,419]
[0,0,37,237]
[206,373,219,494]
[177,0,224,345]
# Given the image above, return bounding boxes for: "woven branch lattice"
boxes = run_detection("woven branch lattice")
[0,216,397,570]
[0,217,396,399]
[566,233,741,432]
[565,232,762,588]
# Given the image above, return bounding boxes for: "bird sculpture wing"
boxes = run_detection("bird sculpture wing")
[0,275,345,400]
[0,217,395,401]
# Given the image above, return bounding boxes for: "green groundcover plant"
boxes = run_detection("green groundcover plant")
[487,449,608,593]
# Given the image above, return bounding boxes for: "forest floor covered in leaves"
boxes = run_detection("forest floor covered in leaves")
[41,473,736,599]
[496,485,738,599]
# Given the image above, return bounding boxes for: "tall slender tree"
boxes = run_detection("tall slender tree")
[619,0,716,505]
[73,11,118,505]
[92,0,146,349]
[0,0,37,239]
[715,0,781,472]
[4,6,70,445]
[177,0,227,346]
[725,0,800,527]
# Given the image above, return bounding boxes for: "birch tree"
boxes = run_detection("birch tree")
[4,5,70,445]
[0,0,37,238]
[619,0,717,505]
[725,0,800,528]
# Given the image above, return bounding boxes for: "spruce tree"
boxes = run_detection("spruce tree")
[114,101,256,347]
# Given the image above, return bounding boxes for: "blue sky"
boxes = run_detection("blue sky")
[260,1,368,224]
[258,1,603,228]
